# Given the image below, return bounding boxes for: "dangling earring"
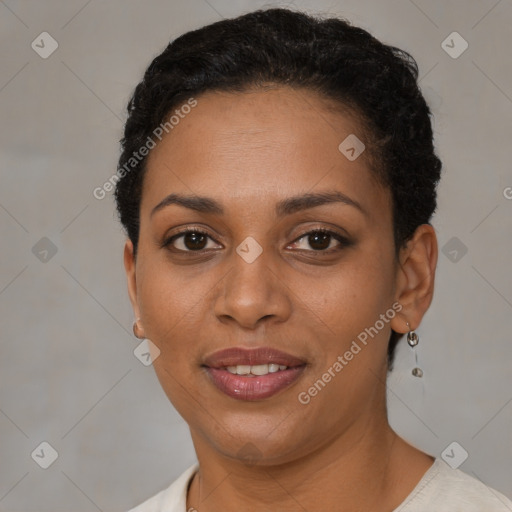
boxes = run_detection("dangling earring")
[406,322,423,377]
[133,317,144,339]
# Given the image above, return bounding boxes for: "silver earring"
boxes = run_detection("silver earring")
[406,322,423,377]
[407,329,419,347]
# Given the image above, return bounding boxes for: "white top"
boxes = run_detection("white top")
[127,458,512,511]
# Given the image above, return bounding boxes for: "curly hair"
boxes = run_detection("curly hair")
[114,7,442,370]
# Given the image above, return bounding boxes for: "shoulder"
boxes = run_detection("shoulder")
[126,463,198,512]
[396,458,512,512]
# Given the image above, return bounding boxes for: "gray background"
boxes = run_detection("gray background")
[1,0,511,510]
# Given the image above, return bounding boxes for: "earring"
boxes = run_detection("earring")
[406,322,423,378]
[407,329,419,347]
[132,317,143,339]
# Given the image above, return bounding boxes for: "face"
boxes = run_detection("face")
[125,86,411,465]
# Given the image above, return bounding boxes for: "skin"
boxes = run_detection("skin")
[124,86,438,512]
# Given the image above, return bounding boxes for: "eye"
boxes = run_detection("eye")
[163,228,221,252]
[163,227,351,254]
[288,228,350,253]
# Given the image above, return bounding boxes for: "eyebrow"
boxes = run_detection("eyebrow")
[150,190,366,218]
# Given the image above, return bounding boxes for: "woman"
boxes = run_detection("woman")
[115,7,512,511]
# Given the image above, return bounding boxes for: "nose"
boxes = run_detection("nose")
[214,243,292,330]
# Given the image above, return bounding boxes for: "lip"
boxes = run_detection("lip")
[202,347,307,401]
[203,347,306,368]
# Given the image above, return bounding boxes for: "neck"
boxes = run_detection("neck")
[186,412,433,512]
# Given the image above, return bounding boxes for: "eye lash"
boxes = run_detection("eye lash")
[161,226,352,253]
[291,227,352,252]
[161,226,213,249]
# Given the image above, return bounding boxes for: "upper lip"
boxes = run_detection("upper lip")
[203,347,306,368]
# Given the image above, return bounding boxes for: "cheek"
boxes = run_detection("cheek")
[309,257,394,338]
[295,263,394,411]
[137,267,203,408]
[136,256,224,375]
[136,262,198,352]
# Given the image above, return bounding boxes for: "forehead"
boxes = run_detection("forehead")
[140,87,390,222]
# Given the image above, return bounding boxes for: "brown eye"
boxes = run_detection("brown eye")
[307,231,332,251]
[289,229,350,253]
[164,229,220,252]
[180,232,208,251]
[163,227,351,255]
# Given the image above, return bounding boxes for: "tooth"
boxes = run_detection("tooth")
[236,365,251,375]
[225,364,290,375]
[268,364,280,373]
[250,364,269,375]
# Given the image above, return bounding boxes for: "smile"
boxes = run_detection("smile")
[203,347,307,400]
[225,363,289,375]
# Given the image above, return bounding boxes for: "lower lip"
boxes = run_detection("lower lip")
[205,366,305,401]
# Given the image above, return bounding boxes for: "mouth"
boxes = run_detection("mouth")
[202,347,307,401]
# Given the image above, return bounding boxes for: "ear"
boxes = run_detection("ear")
[123,239,141,322]
[390,224,438,334]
